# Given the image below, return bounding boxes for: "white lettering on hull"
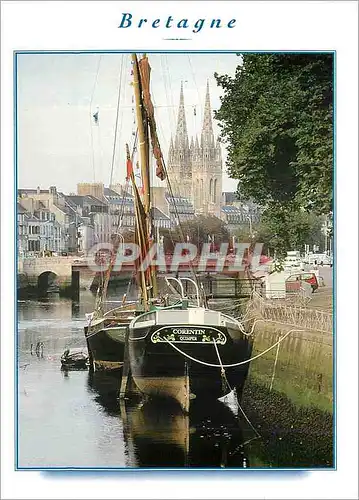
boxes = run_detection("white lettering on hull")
[151,325,227,345]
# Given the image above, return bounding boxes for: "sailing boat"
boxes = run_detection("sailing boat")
[84,99,139,371]
[84,52,171,371]
[126,54,253,412]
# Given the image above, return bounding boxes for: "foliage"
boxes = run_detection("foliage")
[235,205,325,258]
[215,54,333,215]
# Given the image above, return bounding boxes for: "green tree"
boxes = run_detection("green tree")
[244,206,325,258]
[215,54,333,215]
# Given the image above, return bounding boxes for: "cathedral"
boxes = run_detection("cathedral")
[167,81,222,218]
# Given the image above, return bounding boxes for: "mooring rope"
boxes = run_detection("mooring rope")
[213,340,261,439]
[213,338,231,393]
[269,334,282,392]
[164,326,305,369]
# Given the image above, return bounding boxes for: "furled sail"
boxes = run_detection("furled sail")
[138,55,167,181]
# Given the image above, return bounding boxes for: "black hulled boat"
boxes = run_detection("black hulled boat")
[123,53,253,411]
[128,287,253,411]
[85,53,254,405]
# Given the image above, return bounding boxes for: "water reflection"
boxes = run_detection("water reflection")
[17,293,333,469]
[87,370,123,416]
[87,371,249,468]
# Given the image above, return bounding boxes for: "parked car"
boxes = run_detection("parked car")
[286,272,319,293]
[305,253,333,267]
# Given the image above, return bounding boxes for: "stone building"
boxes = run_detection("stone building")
[77,182,105,200]
[220,192,262,234]
[168,81,222,218]
[17,202,63,256]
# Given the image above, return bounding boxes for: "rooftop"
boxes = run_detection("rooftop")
[17,203,28,214]
[65,195,108,208]
[221,205,242,214]
[151,207,170,220]
[104,187,133,199]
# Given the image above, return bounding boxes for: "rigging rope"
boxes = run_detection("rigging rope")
[89,55,102,182]
[111,56,132,186]
[161,156,201,287]
[109,54,125,187]
[164,55,177,127]
[133,56,200,293]
[213,339,232,393]
[94,135,139,313]
[269,335,282,392]
[187,55,203,120]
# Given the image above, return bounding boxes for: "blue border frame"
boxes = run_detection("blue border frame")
[14,49,336,472]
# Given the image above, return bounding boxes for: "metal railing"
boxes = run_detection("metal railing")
[249,291,333,334]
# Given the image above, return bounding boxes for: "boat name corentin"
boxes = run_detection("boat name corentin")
[118,13,236,33]
[172,328,205,335]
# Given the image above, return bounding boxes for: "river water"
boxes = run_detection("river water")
[17,291,334,469]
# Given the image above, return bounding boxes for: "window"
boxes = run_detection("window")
[28,240,40,252]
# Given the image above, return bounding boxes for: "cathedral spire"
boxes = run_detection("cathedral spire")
[174,81,189,149]
[201,80,214,147]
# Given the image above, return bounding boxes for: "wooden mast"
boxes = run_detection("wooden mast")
[132,53,158,299]
[126,144,149,309]
[131,53,150,216]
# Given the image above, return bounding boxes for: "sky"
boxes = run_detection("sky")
[17,52,240,194]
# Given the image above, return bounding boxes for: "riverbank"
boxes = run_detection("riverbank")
[245,289,333,414]
[241,379,333,467]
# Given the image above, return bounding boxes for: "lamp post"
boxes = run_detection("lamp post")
[116,231,124,246]
[246,214,253,238]
[232,234,236,249]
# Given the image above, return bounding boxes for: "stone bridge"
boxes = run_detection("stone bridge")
[18,256,254,296]
[19,257,96,293]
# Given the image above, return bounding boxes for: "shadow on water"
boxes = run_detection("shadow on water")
[87,370,124,416]
[86,370,333,469]
[87,371,250,468]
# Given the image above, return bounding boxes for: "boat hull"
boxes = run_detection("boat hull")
[84,303,137,371]
[128,323,252,409]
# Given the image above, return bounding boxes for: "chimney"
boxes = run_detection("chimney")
[37,186,40,195]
